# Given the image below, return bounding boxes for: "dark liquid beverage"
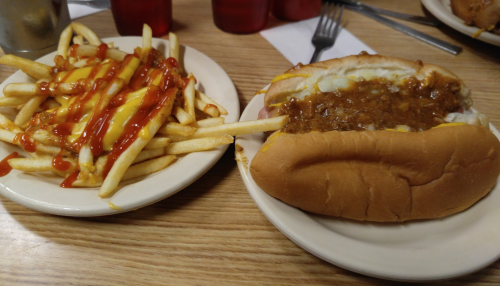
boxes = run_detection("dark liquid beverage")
[271,0,321,21]
[110,0,172,37]
[212,0,271,34]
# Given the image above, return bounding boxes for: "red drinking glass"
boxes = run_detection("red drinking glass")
[110,0,172,37]
[212,0,271,34]
[271,0,322,21]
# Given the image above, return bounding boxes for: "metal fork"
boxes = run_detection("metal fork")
[310,3,344,64]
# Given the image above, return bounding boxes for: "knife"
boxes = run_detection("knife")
[335,0,441,27]
[67,0,110,9]
[345,5,462,55]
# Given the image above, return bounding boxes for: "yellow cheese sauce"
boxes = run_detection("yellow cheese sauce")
[108,201,122,210]
[271,73,310,83]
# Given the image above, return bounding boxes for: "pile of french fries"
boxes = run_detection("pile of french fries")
[0,22,287,198]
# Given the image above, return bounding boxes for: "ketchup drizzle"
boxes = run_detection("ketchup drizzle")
[38,82,51,96]
[60,170,79,188]
[13,133,36,153]
[102,87,177,178]
[60,69,76,83]
[72,86,130,155]
[6,43,187,189]
[69,44,80,58]
[52,122,75,148]
[0,152,19,177]
[65,79,105,123]
[96,43,109,61]
[129,65,151,90]
[52,152,71,172]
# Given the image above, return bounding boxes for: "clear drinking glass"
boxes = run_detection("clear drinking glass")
[0,0,71,59]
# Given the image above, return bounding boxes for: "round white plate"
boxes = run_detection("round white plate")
[422,0,500,47]
[235,93,500,282]
[0,37,239,216]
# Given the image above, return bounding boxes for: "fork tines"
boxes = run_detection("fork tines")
[310,3,344,64]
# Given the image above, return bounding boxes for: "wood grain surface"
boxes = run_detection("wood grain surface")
[0,0,499,285]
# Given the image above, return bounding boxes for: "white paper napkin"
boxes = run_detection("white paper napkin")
[68,3,108,20]
[260,17,376,66]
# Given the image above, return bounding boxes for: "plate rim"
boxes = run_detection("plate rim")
[235,92,500,282]
[0,36,239,217]
[421,0,500,47]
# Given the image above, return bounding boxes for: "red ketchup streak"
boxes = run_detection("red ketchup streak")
[14,133,36,153]
[52,122,75,147]
[0,152,19,176]
[159,71,175,91]
[129,64,151,90]
[103,62,119,82]
[88,109,116,156]
[96,43,109,61]
[145,49,157,65]
[73,85,130,155]
[66,79,104,123]
[146,69,162,86]
[69,44,80,58]
[102,86,177,178]
[38,82,51,96]
[165,57,179,69]
[52,152,71,172]
[60,69,76,83]
[60,170,79,188]
[89,62,104,79]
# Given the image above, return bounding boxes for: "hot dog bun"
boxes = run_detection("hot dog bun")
[250,126,500,222]
[450,0,500,35]
[250,54,500,222]
[262,54,488,127]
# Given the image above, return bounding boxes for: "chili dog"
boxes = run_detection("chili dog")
[250,54,500,222]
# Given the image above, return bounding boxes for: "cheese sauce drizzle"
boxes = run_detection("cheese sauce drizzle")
[2,46,183,188]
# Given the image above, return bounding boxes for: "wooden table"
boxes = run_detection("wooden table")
[1,0,499,285]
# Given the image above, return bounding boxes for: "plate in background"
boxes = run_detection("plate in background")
[422,0,500,46]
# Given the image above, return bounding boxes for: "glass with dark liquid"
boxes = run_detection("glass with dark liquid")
[271,0,322,21]
[110,0,172,37]
[211,0,271,34]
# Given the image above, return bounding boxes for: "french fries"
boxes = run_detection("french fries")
[57,25,73,59]
[0,55,52,80]
[0,22,288,199]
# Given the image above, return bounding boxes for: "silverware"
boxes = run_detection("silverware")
[310,3,344,64]
[349,6,462,55]
[335,0,441,27]
[67,0,110,9]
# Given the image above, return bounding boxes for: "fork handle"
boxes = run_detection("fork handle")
[310,48,322,64]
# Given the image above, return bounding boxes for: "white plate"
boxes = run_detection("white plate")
[0,37,239,216]
[422,0,500,47]
[235,93,500,282]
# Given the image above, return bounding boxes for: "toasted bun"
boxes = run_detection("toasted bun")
[250,126,500,222]
[265,54,488,127]
[450,0,500,34]
[251,54,500,222]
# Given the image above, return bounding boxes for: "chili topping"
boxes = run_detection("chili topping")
[277,73,462,133]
